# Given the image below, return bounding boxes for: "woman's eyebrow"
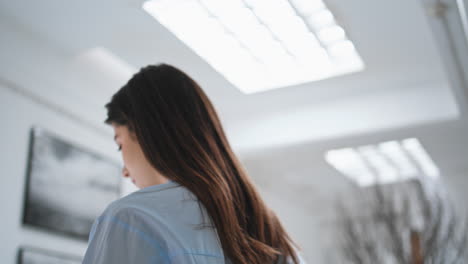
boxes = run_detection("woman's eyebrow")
[114,135,119,142]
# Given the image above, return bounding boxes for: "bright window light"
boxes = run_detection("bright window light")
[325,138,440,187]
[143,0,364,94]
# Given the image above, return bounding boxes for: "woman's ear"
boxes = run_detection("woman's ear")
[126,122,138,141]
[128,129,138,142]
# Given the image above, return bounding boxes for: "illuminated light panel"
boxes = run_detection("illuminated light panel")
[325,148,375,187]
[402,138,440,179]
[325,138,440,187]
[143,0,364,94]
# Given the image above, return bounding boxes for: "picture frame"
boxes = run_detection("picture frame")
[18,247,82,264]
[22,126,122,240]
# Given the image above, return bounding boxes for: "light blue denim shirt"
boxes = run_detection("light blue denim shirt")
[82,180,306,264]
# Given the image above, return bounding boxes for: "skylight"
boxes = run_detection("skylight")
[325,138,440,187]
[143,0,364,94]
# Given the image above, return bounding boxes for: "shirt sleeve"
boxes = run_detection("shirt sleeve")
[82,206,170,264]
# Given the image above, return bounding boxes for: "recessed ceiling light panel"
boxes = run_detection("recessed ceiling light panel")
[325,138,439,187]
[143,0,364,94]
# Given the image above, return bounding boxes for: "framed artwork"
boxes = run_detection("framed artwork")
[18,247,82,264]
[22,126,121,240]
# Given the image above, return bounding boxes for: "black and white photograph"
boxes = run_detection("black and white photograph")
[18,247,82,264]
[22,126,121,240]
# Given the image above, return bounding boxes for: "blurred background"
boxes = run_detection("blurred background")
[1,0,468,263]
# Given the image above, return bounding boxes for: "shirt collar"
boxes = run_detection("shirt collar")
[135,180,180,193]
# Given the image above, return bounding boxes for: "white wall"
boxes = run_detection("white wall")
[0,13,140,263]
[241,119,468,263]
[0,83,128,262]
[241,144,353,262]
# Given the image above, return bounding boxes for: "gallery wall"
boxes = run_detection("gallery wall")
[0,84,123,263]
[0,13,143,262]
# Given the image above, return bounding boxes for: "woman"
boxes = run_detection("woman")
[82,64,305,264]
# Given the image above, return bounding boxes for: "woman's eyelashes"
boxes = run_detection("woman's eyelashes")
[117,145,122,151]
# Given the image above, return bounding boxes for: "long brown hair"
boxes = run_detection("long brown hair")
[104,64,300,264]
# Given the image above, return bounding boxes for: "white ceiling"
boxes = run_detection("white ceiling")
[0,0,467,157]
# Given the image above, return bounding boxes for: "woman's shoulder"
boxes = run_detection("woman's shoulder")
[98,182,193,221]
[94,194,171,237]
[96,195,142,222]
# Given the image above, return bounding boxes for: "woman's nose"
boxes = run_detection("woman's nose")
[122,166,130,178]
